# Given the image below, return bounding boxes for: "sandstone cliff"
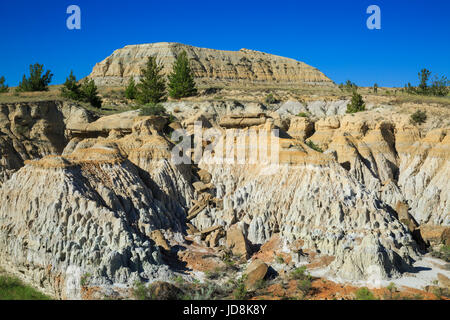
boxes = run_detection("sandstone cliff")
[88,42,335,88]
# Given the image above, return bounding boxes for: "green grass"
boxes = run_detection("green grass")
[0,274,51,300]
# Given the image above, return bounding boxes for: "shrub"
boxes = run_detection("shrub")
[346,90,366,114]
[430,75,449,97]
[297,279,312,298]
[80,79,102,108]
[383,282,400,300]
[232,276,248,300]
[132,281,155,300]
[125,77,137,100]
[139,103,166,116]
[297,112,309,118]
[17,63,53,92]
[290,266,312,281]
[0,76,9,93]
[275,255,285,264]
[410,110,427,125]
[80,273,92,287]
[60,71,82,100]
[344,80,358,91]
[405,69,449,97]
[168,51,197,99]
[306,140,323,153]
[137,56,167,104]
[265,93,279,104]
[355,287,377,300]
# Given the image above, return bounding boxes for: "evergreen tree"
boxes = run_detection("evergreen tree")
[418,68,431,94]
[125,77,137,100]
[60,71,81,100]
[168,51,197,99]
[18,63,53,91]
[346,90,366,114]
[137,56,166,104]
[80,79,102,108]
[0,76,9,93]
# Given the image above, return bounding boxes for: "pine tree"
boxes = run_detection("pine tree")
[80,79,102,108]
[136,56,166,104]
[60,71,81,100]
[125,77,137,100]
[418,68,431,94]
[0,76,9,93]
[18,63,53,91]
[168,51,197,99]
[346,89,366,114]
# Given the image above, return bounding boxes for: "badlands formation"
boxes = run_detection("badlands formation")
[0,44,448,299]
[88,42,335,88]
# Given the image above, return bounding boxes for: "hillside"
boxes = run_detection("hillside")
[88,42,336,88]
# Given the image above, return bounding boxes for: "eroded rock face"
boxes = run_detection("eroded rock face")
[88,42,335,88]
[0,98,448,297]
[0,114,193,299]
[0,158,180,299]
[0,101,95,186]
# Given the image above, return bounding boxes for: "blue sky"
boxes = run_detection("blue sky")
[0,0,449,87]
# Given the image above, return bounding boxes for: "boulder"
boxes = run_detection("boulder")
[419,225,450,246]
[244,259,268,289]
[226,224,251,260]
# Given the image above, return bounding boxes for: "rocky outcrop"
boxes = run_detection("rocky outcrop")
[0,97,448,297]
[0,114,194,298]
[0,101,95,186]
[88,42,335,88]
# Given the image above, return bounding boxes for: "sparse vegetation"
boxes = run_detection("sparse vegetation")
[265,93,279,104]
[382,282,400,300]
[431,245,450,262]
[168,51,197,99]
[275,255,285,264]
[410,110,427,125]
[80,273,92,287]
[132,281,156,300]
[297,279,312,298]
[232,275,248,300]
[306,140,323,153]
[0,76,9,93]
[139,103,166,116]
[355,287,377,300]
[137,56,167,104]
[297,112,310,118]
[17,63,53,92]
[0,274,51,300]
[404,69,449,97]
[341,80,358,92]
[290,266,312,281]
